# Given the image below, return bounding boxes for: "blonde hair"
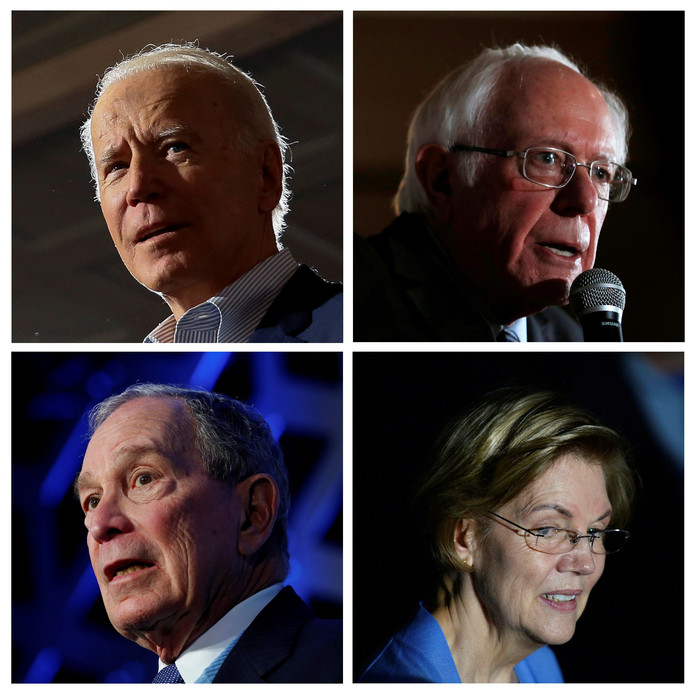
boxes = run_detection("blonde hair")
[414,388,634,576]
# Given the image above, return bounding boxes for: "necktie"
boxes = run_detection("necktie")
[152,663,185,683]
[497,327,520,342]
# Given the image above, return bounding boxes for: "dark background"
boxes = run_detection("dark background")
[353,352,683,682]
[12,351,342,682]
[354,11,684,342]
[13,11,343,342]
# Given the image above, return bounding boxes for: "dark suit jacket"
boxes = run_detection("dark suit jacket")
[355,214,582,342]
[249,265,343,343]
[211,586,343,683]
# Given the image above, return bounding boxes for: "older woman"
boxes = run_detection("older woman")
[360,388,635,683]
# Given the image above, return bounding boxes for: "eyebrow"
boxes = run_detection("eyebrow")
[524,503,613,524]
[73,443,171,500]
[96,124,195,171]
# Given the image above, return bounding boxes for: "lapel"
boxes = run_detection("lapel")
[375,215,496,341]
[249,265,342,343]
[211,586,312,683]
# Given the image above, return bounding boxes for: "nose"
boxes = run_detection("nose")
[556,536,598,575]
[86,492,134,544]
[125,153,164,207]
[551,164,600,216]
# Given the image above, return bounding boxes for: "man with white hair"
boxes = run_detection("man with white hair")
[81,43,342,343]
[354,44,636,342]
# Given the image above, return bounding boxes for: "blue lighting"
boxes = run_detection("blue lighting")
[189,353,233,389]
[39,421,87,508]
[24,647,62,683]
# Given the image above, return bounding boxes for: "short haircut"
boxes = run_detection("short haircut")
[80,42,290,239]
[395,43,631,216]
[87,383,290,575]
[413,388,635,577]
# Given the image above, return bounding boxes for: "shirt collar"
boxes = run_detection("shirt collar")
[499,317,528,342]
[144,249,298,343]
[160,583,284,684]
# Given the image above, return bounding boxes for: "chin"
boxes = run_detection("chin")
[107,595,173,636]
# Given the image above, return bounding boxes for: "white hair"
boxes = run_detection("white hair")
[80,43,291,240]
[395,43,631,216]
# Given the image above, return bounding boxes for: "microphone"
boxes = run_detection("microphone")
[569,268,625,342]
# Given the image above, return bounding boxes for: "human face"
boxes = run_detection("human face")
[77,397,245,658]
[473,456,610,650]
[449,62,618,322]
[90,66,279,314]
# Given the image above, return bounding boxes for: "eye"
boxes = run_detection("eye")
[84,495,100,511]
[134,473,153,487]
[166,141,189,155]
[534,526,561,538]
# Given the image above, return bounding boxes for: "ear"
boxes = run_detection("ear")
[235,473,280,557]
[452,517,479,569]
[257,140,284,213]
[414,144,455,225]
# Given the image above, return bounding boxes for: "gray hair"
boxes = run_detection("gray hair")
[80,43,291,240]
[395,43,631,216]
[88,382,290,576]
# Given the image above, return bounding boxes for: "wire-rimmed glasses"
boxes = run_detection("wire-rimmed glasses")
[449,144,637,203]
[489,511,630,555]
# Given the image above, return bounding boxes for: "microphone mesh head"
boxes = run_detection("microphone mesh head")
[569,268,626,314]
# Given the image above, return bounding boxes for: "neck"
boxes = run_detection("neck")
[430,577,537,683]
[162,236,279,321]
[130,560,285,664]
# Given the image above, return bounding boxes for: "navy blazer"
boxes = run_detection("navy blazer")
[355,214,582,342]
[249,265,343,343]
[211,586,343,683]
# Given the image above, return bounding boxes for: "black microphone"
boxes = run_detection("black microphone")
[569,268,625,342]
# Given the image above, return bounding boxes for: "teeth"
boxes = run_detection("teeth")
[545,245,575,257]
[542,593,576,602]
[115,563,149,577]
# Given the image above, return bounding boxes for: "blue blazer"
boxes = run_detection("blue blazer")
[359,605,563,683]
[249,265,343,343]
[211,586,342,683]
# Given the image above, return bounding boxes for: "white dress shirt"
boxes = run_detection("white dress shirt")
[144,249,298,343]
[156,583,284,684]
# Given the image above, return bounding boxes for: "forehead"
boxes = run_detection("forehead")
[90,65,234,142]
[487,61,617,156]
[512,455,609,516]
[81,397,195,474]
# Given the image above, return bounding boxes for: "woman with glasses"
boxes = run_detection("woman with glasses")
[359,388,635,683]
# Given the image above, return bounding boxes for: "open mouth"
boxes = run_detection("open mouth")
[107,561,155,581]
[541,593,576,603]
[539,243,579,258]
[138,225,183,243]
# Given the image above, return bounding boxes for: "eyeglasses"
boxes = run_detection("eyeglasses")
[489,512,630,555]
[449,144,637,203]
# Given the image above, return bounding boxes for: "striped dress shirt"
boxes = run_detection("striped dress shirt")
[144,249,298,343]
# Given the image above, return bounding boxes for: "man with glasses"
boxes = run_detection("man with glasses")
[354,44,635,342]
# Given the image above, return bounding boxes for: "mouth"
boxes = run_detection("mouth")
[105,560,155,582]
[538,242,580,258]
[136,224,184,244]
[539,591,582,612]
[541,593,577,603]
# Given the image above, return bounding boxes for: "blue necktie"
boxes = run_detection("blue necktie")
[152,663,185,683]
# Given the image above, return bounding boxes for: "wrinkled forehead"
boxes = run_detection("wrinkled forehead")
[90,64,235,136]
[82,397,197,470]
[484,60,617,155]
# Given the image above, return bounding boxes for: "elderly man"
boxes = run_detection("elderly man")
[75,384,342,683]
[81,44,342,343]
[354,44,636,342]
